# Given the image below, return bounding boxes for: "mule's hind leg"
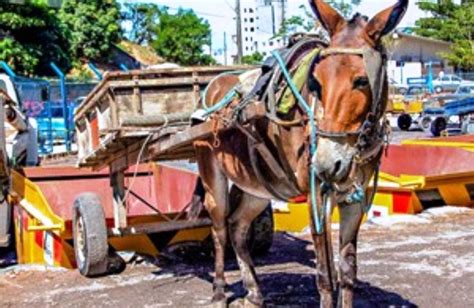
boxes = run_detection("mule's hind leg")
[337,202,364,308]
[196,146,229,306]
[228,186,269,307]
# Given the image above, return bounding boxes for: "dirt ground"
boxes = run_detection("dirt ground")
[0,206,473,308]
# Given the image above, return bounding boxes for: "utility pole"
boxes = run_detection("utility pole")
[209,33,213,57]
[281,0,286,44]
[224,32,228,66]
[235,0,243,64]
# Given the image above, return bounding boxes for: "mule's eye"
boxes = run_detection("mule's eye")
[353,76,369,89]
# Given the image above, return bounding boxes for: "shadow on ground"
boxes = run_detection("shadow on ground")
[149,232,416,307]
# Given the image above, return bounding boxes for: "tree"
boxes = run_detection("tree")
[415,0,474,70]
[150,7,214,65]
[328,0,361,18]
[59,0,122,63]
[122,3,160,45]
[0,1,71,76]
[241,52,264,65]
[276,1,361,41]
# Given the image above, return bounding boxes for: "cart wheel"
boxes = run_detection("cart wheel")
[420,116,432,132]
[397,113,412,131]
[73,193,109,277]
[248,204,274,256]
[430,117,447,137]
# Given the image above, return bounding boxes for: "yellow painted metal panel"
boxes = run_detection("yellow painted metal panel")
[169,227,210,245]
[402,140,474,152]
[373,192,394,215]
[109,235,160,256]
[274,203,310,233]
[438,184,471,206]
[11,170,65,233]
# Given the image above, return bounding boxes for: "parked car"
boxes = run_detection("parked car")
[433,74,466,93]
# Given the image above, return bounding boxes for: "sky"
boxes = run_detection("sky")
[120,0,429,62]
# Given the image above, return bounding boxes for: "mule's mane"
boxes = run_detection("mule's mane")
[347,13,369,28]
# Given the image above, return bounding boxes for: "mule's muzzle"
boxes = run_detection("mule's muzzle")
[313,138,356,182]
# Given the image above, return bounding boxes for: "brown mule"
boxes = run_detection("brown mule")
[194,1,408,307]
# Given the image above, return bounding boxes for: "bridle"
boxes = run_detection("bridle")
[307,45,390,204]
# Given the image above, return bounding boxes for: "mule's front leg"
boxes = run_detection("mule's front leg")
[313,234,334,308]
[337,202,364,308]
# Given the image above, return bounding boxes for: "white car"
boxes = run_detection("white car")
[433,74,466,93]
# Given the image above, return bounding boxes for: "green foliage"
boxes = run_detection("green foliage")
[415,0,474,70]
[275,5,317,40]
[241,52,264,65]
[122,3,160,45]
[59,0,122,62]
[328,0,361,18]
[150,7,215,66]
[276,1,361,40]
[0,0,71,76]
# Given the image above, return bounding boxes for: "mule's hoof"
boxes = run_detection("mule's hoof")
[320,291,333,308]
[243,296,264,308]
[211,294,227,308]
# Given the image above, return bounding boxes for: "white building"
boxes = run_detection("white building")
[387,32,454,84]
[238,0,286,59]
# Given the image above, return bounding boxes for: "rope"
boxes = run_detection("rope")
[271,50,324,235]
[121,133,153,205]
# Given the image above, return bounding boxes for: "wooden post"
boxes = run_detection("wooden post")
[192,71,201,108]
[111,169,127,229]
[107,90,119,129]
[132,75,142,115]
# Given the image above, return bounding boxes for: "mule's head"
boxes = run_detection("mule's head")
[309,0,408,182]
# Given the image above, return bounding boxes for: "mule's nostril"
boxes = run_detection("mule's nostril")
[333,160,342,176]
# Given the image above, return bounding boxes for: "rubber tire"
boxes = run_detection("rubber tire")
[435,86,443,94]
[420,116,432,132]
[430,117,447,137]
[397,113,412,131]
[73,193,109,277]
[248,204,274,257]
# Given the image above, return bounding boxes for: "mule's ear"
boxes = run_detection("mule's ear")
[309,0,345,37]
[365,0,409,42]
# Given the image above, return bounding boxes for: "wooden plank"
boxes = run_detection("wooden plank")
[75,66,254,121]
[148,121,215,160]
[109,218,212,237]
[121,112,192,127]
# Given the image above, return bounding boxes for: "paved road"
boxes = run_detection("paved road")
[1,207,473,307]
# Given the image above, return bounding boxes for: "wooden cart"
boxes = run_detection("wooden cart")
[73,66,273,276]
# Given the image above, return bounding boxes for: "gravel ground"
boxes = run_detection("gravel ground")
[2,129,470,307]
[0,207,473,308]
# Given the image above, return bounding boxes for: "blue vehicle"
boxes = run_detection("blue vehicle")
[35,99,81,149]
